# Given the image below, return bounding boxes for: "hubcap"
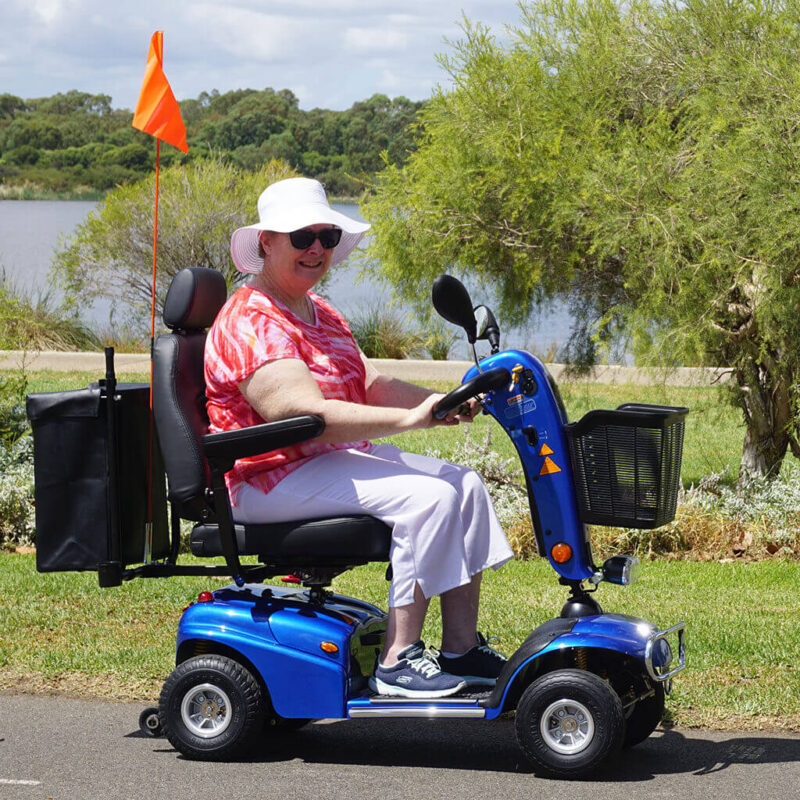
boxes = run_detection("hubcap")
[540,698,595,755]
[181,683,232,739]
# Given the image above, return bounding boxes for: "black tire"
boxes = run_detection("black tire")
[159,655,265,760]
[623,682,665,747]
[139,706,162,738]
[515,669,625,779]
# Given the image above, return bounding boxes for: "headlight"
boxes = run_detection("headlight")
[652,637,673,669]
[601,555,640,586]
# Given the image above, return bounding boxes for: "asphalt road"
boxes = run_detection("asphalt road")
[1,694,798,800]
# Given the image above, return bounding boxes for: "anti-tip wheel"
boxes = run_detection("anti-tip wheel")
[138,706,163,738]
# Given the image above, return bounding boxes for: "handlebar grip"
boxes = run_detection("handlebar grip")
[432,367,511,419]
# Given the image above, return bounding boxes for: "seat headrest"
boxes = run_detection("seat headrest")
[163,267,228,331]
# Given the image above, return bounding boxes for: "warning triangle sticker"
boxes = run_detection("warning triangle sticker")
[539,444,554,456]
[539,456,562,476]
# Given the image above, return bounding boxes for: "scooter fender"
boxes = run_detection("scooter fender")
[177,586,384,719]
[490,614,667,716]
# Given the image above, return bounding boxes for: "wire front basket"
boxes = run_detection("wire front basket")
[564,403,688,529]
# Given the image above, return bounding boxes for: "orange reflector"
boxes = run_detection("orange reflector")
[539,443,554,456]
[551,543,573,563]
[539,456,562,476]
[320,642,339,654]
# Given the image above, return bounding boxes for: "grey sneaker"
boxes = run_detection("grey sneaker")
[369,641,467,698]
[437,633,507,687]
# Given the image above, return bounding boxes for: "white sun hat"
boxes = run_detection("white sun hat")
[230,177,371,274]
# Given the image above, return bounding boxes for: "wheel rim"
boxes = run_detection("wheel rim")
[180,683,232,739]
[539,698,595,755]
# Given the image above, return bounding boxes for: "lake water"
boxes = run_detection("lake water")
[0,198,576,359]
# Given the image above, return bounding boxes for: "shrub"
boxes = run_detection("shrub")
[348,306,425,359]
[425,322,458,361]
[0,435,35,549]
[0,372,34,549]
[54,157,296,324]
[591,465,800,561]
[0,371,28,449]
[0,274,97,351]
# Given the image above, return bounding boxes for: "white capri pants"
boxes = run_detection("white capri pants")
[233,443,514,607]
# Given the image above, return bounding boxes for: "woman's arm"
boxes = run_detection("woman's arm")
[361,352,436,409]
[239,358,455,445]
[361,351,481,417]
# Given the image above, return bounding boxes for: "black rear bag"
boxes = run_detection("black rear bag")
[26,382,169,573]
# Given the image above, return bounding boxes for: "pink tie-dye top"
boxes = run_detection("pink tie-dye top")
[204,284,370,503]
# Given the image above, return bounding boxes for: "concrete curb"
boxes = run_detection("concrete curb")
[0,350,732,386]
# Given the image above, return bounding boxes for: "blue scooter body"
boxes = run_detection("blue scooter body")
[179,585,680,720]
[462,350,593,581]
[178,585,387,719]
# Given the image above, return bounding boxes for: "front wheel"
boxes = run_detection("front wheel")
[159,655,265,760]
[515,669,624,779]
[624,682,665,747]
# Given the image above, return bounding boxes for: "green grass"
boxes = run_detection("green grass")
[1,552,798,731]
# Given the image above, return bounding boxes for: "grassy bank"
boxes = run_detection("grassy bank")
[0,184,104,201]
[1,552,798,731]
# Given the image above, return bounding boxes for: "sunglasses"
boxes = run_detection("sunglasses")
[288,227,342,250]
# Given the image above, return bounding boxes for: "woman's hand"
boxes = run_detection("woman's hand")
[406,394,481,429]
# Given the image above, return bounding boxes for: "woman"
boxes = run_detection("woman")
[205,177,514,699]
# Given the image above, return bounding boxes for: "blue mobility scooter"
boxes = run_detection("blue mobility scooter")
[29,267,687,779]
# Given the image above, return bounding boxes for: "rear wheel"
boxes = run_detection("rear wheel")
[515,669,624,779]
[159,655,265,760]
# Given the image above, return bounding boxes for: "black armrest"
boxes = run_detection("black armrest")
[201,414,325,463]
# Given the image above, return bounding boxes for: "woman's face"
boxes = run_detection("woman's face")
[259,224,336,296]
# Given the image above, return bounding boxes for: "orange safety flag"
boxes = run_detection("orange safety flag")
[132,31,188,153]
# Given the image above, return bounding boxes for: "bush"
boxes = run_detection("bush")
[0,372,34,549]
[590,465,800,562]
[347,307,425,359]
[54,156,296,325]
[0,436,34,549]
[425,322,458,360]
[0,274,97,351]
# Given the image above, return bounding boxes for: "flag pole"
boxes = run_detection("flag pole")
[145,137,161,564]
[132,30,188,565]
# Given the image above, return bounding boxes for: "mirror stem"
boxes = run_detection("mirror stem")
[471,342,483,372]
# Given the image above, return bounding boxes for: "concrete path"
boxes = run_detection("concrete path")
[0,694,797,800]
[0,350,731,385]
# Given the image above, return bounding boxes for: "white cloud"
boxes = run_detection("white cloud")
[0,0,523,109]
[344,27,409,54]
[27,0,66,25]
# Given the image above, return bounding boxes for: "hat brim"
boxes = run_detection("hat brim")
[231,203,370,274]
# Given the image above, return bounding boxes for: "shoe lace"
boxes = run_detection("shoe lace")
[408,646,443,678]
[477,634,507,661]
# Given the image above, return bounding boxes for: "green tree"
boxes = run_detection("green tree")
[363,0,800,481]
[54,157,295,324]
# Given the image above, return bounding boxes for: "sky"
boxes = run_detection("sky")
[0,0,525,111]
